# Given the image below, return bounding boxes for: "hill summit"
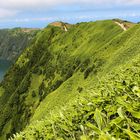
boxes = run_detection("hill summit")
[49,21,72,31]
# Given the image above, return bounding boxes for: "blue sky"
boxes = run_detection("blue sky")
[0,0,140,28]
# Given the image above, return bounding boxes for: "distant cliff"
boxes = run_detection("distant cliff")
[0,28,40,61]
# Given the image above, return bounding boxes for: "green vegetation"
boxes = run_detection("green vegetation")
[12,57,140,140]
[0,19,140,140]
[0,28,40,62]
[113,19,136,29]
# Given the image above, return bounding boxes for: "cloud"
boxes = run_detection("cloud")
[1,0,140,10]
[0,8,18,18]
[0,0,140,21]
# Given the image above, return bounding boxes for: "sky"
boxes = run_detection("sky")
[0,0,140,28]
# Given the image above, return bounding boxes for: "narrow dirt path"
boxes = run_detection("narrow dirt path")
[115,22,127,31]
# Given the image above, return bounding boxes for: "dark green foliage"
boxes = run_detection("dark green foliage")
[45,66,55,79]
[80,59,91,72]
[51,80,63,91]
[17,73,31,94]
[32,91,36,97]
[39,82,45,96]
[84,64,95,79]
[32,67,39,74]
[77,87,83,93]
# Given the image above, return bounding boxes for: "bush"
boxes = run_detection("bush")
[80,59,90,72]
[32,91,36,97]
[39,82,45,96]
[17,75,31,94]
[77,87,83,93]
[50,80,63,91]
[84,65,95,79]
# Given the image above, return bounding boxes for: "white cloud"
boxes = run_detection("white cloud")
[0,0,140,20]
[1,0,140,9]
[0,8,18,18]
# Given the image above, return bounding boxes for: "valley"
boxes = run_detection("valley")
[0,60,11,82]
[0,28,40,83]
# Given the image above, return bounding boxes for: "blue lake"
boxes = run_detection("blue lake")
[0,60,12,82]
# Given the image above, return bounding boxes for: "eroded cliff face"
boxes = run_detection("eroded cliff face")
[0,28,40,62]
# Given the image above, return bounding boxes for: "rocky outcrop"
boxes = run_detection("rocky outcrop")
[49,21,72,31]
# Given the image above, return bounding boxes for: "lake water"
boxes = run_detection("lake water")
[0,60,12,82]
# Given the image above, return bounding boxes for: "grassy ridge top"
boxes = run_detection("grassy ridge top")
[0,19,139,139]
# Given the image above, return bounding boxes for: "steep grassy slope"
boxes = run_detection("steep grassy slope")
[0,28,39,61]
[13,55,140,140]
[0,19,140,139]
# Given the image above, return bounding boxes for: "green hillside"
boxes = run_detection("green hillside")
[0,28,40,62]
[0,20,140,140]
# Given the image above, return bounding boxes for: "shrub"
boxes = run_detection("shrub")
[80,59,90,72]
[17,75,31,94]
[84,65,95,79]
[77,87,83,93]
[50,80,63,91]
[32,91,36,97]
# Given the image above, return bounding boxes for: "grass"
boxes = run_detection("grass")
[0,87,4,97]
[0,19,140,139]
[12,56,140,140]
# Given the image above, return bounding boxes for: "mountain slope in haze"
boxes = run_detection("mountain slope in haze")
[0,28,40,62]
[0,19,139,140]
